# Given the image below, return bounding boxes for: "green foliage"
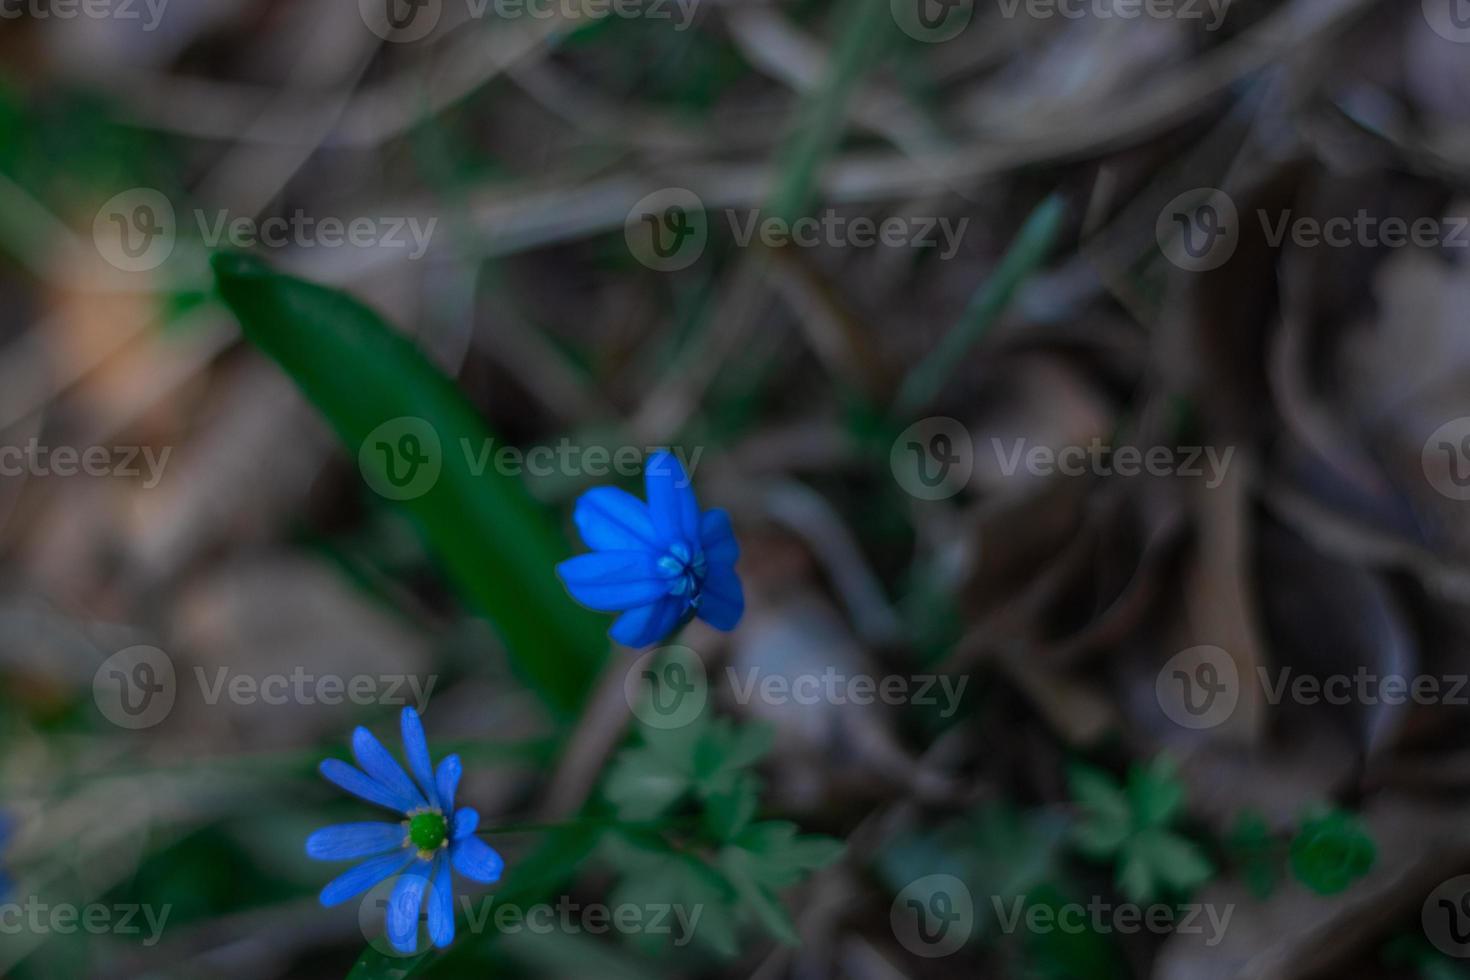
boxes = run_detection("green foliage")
[1067,757,1213,904]
[1288,808,1375,895]
[211,254,607,716]
[604,716,772,822]
[1224,809,1281,899]
[601,716,843,956]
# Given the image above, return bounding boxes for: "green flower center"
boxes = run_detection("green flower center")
[408,811,448,852]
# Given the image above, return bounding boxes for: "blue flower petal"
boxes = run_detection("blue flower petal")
[452,808,479,840]
[387,860,433,954]
[435,755,461,814]
[557,552,672,611]
[352,727,427,813]
[428,852,455,948]
[400,708,439,808]
[609,596,686,648]
[645,451,700,545]
[307,822,407,861]
[574,486,659,551]
[319,848,414,907]
[697,563,744,631]
[450,836,505,884]
[700,509,739,565]
[320,759,414,815]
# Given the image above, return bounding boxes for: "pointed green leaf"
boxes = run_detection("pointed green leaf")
[211,253,606,716]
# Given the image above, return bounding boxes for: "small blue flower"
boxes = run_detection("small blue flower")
[307,707,504,954]
[557,451,743,648]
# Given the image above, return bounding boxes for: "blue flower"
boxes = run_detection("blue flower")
[556,451,743,648]
[307,707,504,954]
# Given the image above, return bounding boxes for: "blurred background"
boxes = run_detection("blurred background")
[2,0,1470,976]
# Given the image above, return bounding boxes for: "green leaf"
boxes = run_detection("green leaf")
[211,253,606,716]
[604,834,742,958]
[1225,809,1280,899]
[1289,808,1376,895]
[1067,765,1131,858]
[1127,829,1214,897]
[1127,756,1185,829]
[603,744,692,821]
[702,772,759,841]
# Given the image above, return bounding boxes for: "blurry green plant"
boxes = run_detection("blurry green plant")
[601,715,843,955]
[877,802,1128,978]
[1288,807,1376,896]
[212,254,607,716]
[1224,809,1281,899]
[1067,756,1214,904]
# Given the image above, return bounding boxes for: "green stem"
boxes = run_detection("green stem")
[893,194,1067,418]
